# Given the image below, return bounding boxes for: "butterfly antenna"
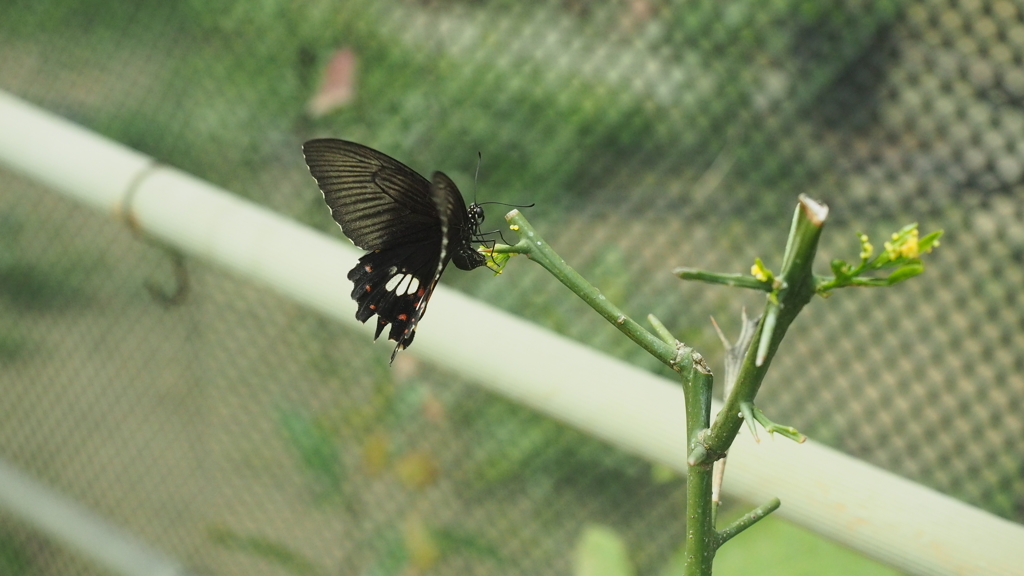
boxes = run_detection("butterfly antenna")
[470,151,534,211]
[476,200,536,209]
[473,151,482,205]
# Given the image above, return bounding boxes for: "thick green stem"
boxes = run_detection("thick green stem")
[678,351,716,576]
[685,464,715,575]
[498,210,680,368]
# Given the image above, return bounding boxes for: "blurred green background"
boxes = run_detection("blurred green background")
[1,0,1022,574]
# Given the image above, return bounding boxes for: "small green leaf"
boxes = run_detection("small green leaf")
[851,277,891,287]
[482,248,511,274]
[918,230,944,253]
[830,259,850,278]
[893,222,919,237]
[885,262,924,285]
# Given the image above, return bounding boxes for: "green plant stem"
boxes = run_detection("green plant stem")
[699,196,827,458]
[674,268,773,291]
[679,353,716,576]
[497,211,680,369]
[647,313,676,345]
[715,498,781,547]
[495,204,817,574]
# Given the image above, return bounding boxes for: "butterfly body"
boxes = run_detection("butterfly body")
[302,139,486,360]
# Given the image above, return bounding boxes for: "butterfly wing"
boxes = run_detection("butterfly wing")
[430,172,486,272]
[302,138,440,250]
[431,172,487,271]
[303,139,468,360]
[347,241,441,360]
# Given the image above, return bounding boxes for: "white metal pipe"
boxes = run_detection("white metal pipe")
[2,90,1023,575]
[0,459,196,576]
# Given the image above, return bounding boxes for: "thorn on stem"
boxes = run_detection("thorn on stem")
[739,402,760,442]
[688,443,709,466]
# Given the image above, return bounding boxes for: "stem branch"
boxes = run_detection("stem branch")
[498,210,680,368]
[715,498,782,547]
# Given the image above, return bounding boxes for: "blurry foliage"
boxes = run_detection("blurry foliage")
[0,329,27,364]
[258,357,521,573]
[209,526,326,576]
[359,518,504,576]
[1,0,904,208]
[302,316,658,492]
[264,349,663,573]
[454,389,651,489]
[0,530,32,576]
[277,406,348,502]
[0,210,99,366]
[431,525,505,564]
[0,260,87,311]
[363,528,409,576]
[0,213,93,311]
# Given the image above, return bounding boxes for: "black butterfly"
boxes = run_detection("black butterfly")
[302,139,487,361]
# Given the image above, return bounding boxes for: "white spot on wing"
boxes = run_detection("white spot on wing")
[386,274,403,291]
[406,277,420,295]
[396,274,412,295]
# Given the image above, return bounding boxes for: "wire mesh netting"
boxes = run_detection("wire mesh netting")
[2,1,1023,575]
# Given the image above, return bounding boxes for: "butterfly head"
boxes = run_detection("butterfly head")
[467,202,485,231]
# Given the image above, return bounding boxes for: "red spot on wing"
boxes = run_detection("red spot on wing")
[365,285,372,292]
[397,314,408,321]
[369,304,376,310]
[364,265,372,272]
[416,288,426,297]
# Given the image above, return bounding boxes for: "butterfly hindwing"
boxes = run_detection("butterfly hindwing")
[348,242,441,357]
[303,138,486,361]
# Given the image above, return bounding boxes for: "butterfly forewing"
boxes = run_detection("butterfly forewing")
[302,138,486,362]
[303,139,440,251]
